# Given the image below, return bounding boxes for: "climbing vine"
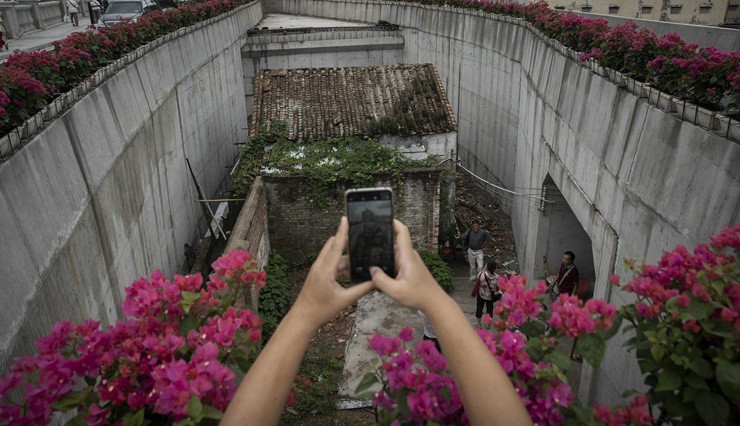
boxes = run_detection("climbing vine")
[232,121,437,205]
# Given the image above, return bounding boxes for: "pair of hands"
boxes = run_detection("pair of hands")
[292,217,446,330]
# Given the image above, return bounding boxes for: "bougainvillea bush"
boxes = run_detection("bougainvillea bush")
[395,0,740,112]
[0,0,250,136]
[358,225,739,425]
[613,225,740,425]
[0,250,265,425]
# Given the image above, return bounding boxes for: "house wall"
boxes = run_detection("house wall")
[262,169,441,261]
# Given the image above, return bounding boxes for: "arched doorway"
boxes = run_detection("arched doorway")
[535,175,596,298]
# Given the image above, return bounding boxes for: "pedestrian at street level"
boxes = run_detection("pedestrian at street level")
[546,251,580,299]
[471,260,500,329]
[67,0,80,27]
[417,310,442,353]
[90,0,103,24]
[459,219,493,282]
[0,16,8,51]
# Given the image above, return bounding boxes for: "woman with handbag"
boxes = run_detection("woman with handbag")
[471,260,500,329]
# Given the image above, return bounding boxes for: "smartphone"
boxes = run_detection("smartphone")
[345,187,395,282]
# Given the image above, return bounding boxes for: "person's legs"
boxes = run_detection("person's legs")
[475,295,484,328]
[468,248,477,281]
[474,250,484,278]
[483,299,493,328]
[72,12,78,26]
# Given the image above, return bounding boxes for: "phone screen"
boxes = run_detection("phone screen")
[346,189,394,282]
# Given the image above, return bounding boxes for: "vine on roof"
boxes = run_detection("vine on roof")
[231,121,438,205]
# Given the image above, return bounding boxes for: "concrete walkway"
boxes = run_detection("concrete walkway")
[1,17,91,62]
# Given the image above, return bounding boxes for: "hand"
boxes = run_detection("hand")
[291,217,374,330]
[370,220,447,311]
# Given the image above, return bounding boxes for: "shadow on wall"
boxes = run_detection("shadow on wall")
[535,175,596,299]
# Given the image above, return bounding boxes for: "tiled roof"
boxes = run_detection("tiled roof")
[250,64,457,141]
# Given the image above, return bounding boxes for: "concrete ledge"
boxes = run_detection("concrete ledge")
[243,36,404,57]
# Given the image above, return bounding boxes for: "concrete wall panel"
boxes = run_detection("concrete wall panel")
[0,1,263,369]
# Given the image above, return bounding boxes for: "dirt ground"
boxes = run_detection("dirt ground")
[453,171,519,272]
[279,268,376,425]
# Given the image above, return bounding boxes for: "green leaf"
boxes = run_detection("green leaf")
[519,320,546,338]
[546,349,573,371]
[656,368,681,392]
[621,389,639,398]
[688,357,713,379]
[232,350,251,374]
[576,334,606,369]
[202,404,224,420]
[65,413,87,426]
[650,345,665,361]
[600,314,624,340]
[51,387,92,411]
[687,302,711,320]
[179,316,199,337]
[122,409,145,426]
[187,395,203,420]
[685,372,709,390]
[715,359,740,401]
[354,372,379,395]
[694,391,729,426]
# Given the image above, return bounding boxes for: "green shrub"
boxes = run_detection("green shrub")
[419,251,454,293]
[286,352,343,422]
[259,251,292,342]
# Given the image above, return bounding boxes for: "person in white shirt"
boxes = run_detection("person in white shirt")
[66,0,80,27]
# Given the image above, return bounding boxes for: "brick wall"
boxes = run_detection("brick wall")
[263,169,441,261]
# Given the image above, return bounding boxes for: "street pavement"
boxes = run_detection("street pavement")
[1,16,91,62]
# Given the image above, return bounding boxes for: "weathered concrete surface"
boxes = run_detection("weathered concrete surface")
[339,290,422,397]
[257,12,372,29]
[266,0,740,406]
[0,1,264,369]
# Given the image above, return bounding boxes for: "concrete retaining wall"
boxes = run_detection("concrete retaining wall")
[0,1,264,369]
[266,0,740,406]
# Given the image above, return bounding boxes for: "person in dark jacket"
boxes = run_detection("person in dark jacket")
[460,219,493,282]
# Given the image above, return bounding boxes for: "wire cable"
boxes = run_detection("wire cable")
[456,162,557,204]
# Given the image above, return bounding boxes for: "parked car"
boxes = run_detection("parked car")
[96,0,162,27]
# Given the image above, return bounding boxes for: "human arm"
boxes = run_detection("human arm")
[370,220,532,426]
[221,217,374,425]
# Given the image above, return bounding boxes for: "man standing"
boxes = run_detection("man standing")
[460,219,493,282]
[548,251,579,297]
